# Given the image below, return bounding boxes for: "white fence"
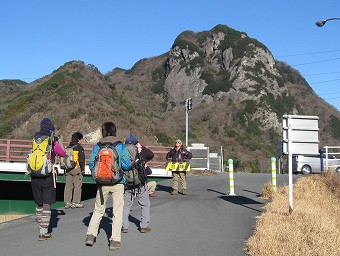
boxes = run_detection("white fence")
[323,146,340,170]
[187,143,223,171]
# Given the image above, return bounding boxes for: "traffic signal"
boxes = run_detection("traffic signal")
[276,140,283,157]
[187,98,193,110]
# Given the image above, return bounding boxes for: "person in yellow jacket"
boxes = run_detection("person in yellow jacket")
[64,132,86,209]
[166,139,192,195]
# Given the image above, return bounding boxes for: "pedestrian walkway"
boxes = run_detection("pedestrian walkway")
[0,173,292,256]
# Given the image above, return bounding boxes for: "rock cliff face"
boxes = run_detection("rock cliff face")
[1,24,340,171]
[163,26,291,132]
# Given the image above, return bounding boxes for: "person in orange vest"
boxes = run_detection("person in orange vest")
[63,132,85,209]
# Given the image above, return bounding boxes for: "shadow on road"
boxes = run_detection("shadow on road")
[127,215,141,230]
[243,189,261,196]
[155,184,172,193]
[207,188,227,196]
[82,207,114,240]
[207,188,264,213]
[50,209,65,233]
[220,196,264,213]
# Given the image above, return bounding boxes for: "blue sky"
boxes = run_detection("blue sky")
[1,1,340,110]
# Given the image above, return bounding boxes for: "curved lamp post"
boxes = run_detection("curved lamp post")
[316,17,340,27]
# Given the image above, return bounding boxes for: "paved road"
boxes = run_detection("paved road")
[0,173,293,256]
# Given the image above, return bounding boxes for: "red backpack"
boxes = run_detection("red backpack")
[92,142,123,185]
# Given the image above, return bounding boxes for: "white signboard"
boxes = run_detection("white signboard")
[282,115,319,155]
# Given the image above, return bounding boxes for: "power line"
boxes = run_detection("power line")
[292,57,340,66]
[303,71,340,77]
[325,96,340,100]
[277,49,340,58]
[309,78,340,84]
[319,91,340,96]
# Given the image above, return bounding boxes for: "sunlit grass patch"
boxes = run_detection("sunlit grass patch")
[0,214,29,223]
[246,173,340,256]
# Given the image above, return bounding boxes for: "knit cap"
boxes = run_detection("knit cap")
[125,134,138,145]
[40,118,55,133]
[175,139,183,145]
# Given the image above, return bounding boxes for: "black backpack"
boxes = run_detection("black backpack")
[125,144,147,189]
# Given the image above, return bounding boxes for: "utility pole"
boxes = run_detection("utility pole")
[185,98,192,148]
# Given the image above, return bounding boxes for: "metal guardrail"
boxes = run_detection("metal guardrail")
[0,139,172,168]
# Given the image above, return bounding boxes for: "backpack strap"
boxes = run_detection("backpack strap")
[98,185,104,205]
[67,145,77,149]
[97,141,120,147]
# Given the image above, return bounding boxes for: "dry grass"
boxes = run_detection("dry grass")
[260,181,275,200]
[0,214,29,223]
[246,172,340,256]
[189,169,217,176]
[325,171,340,199]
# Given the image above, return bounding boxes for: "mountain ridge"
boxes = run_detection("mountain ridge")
[1,24,340,171]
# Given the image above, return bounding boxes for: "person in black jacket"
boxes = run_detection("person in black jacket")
[63,132,86,209]
[122,134,154,233]
[166,139,192,195]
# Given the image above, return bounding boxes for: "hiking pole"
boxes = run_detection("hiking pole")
[52,166,57,188]
[49,130,57,188]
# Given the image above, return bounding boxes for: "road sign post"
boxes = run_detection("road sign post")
[282,115,319,213]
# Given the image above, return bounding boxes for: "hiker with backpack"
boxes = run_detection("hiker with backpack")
[63,132,85,209]
[28,118,66,241]
[166,139,192,195]
[85,122,132,251]
[122,134,154,234]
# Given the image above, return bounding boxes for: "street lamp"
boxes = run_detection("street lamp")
[315,17,340,27]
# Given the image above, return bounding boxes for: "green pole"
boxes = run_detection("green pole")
[271,157,277,192]
[228,159,235,195]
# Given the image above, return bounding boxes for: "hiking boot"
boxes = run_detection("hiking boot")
[109,240,121,251]
[171,190,178,195]
[72,203,84,208]
[38,233,52,241]
[140,227,151,233]
[64,203,72,209]
[85,234,96,246]
[121,228,128,233]
[182,189,187,195]
[149,193,157,197]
